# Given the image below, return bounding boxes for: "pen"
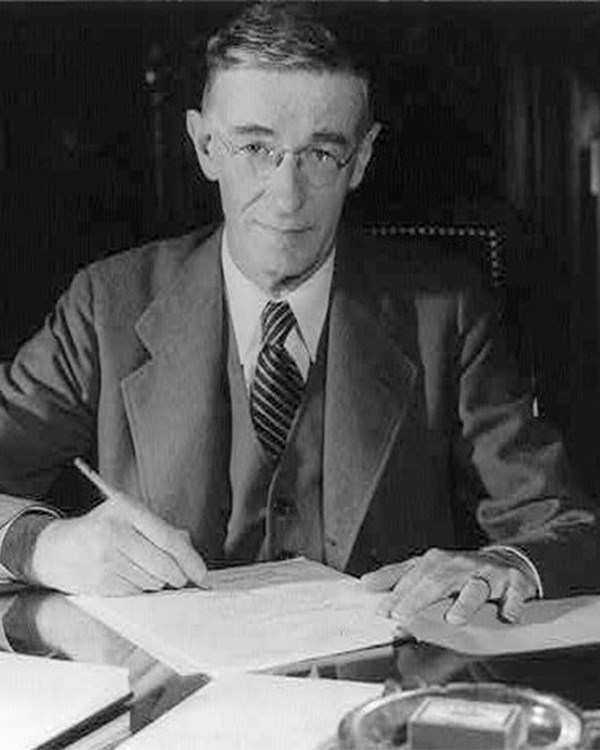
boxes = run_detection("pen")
[73,457,117,500]
[73,457,211,591]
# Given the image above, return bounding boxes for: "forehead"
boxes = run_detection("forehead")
[205,67,367,140]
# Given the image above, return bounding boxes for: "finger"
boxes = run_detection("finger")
[96,572,142,597]
[109,500,208,587]
[165,528,208,587]
[112,550,165,592]
[361,559,418,591]
[119,526,187,589]
[381,551,477,620]
[471,564,505,601]
[501,570,534,623]
[376,561,450,619]
[444,576,491,625]
[384,574,456,620]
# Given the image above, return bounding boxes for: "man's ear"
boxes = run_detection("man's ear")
[348,122,381,191]
[186,109,219,182]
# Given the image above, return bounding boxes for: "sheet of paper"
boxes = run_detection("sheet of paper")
[204,556,349,591]
[0,652,129,750]
[401,594,600,655]
[73,560,400,676]
[120,674,381,750]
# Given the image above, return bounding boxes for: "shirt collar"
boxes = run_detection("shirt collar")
[221,231,335,363]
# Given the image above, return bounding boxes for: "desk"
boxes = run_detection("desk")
[2,590,600,745]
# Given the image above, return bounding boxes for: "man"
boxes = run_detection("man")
[0,2,597,624]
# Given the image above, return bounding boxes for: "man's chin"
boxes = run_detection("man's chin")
[251,226,315,259]
[250,228,315,265]
[231,224,331,291]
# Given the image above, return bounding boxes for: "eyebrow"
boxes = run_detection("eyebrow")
[229,124,275,137]
[228,124,351,148]
[311,131,351,148]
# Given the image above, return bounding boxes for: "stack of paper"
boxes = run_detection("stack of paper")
[73,558,401,676]
[0,652,131,749]
[120,674,381,750]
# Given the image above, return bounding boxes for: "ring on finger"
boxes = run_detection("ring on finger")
[469,574,493,599]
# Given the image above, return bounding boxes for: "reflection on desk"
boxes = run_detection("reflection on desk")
[0,651,130,750]
[1,589,600,744]
[0,592,208,733]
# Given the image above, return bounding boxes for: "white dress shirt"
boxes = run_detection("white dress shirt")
[221,233,335,390]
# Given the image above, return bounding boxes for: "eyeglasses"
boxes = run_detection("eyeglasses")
[215,132,358,188]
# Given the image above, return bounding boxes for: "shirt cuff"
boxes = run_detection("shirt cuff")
[482,545,544,598]
[0,508,61,581]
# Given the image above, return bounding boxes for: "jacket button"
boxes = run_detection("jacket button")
[272,497,295,517]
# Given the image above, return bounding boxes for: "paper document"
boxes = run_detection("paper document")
[73,559,400,676]
[203,555,349,591]
[401,594,600,655]
[0,652,130,750]
[120,674,381,750]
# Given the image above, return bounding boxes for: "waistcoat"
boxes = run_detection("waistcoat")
[223,313,327,565]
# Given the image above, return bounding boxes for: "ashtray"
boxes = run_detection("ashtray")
[337,682,588,749]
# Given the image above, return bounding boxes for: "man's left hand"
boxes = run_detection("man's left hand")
[361,548,537,625]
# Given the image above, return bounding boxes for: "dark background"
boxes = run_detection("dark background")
[2,1,600,489]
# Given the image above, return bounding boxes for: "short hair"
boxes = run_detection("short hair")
[201,2,373,130]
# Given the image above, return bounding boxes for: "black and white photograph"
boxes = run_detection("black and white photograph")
[2,2,600,747]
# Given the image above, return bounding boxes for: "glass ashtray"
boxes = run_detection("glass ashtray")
[337,682,588,749]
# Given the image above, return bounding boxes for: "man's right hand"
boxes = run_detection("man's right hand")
[29,494,208,596]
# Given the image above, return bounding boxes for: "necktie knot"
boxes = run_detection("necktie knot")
[261,300,296,348]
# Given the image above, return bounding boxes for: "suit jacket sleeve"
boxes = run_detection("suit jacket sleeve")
[0,267,98,521]
[454,282,600,597]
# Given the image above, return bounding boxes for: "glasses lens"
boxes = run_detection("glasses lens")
[247,151,277,180]
[302,152,339,187]
[241,146,350,187]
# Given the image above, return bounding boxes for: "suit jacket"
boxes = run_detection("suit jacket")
[0,225,598,596]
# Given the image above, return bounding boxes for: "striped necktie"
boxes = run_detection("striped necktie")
[250,300,304,462]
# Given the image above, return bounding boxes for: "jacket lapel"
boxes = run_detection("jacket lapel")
[119,225,418,565]
[121,229,231,548]
[323,234,418,570]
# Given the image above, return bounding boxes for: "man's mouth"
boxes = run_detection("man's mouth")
[255,221,311,235]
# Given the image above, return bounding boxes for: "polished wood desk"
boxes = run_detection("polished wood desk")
[2,590,600,746]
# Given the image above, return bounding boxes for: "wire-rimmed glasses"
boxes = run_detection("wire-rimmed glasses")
[215,131,358,188]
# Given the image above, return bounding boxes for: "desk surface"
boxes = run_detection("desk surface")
[2,589,600,744]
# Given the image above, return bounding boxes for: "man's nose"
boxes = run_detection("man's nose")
[267,153,307,213]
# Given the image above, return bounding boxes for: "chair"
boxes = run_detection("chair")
[363,220,507,295]
[363,218,539,416]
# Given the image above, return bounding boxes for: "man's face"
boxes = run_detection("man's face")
[188,68,378,294]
